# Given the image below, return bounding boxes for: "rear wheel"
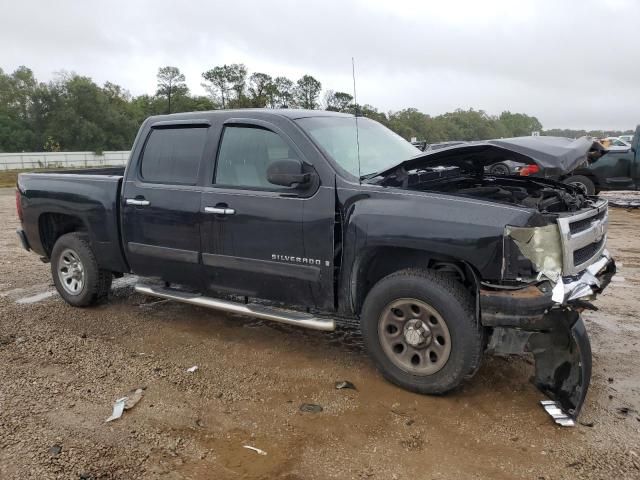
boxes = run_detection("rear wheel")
[51,232,112,307]
[361,269,483,394]
[563,175,595,195]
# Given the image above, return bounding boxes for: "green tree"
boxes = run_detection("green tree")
[273,76,294,108]
[6,62,610,155]
[172,94,217,112]
[324,90,353,112]
[498,111,543,137]
[202,66,230,108]
[156,66,187,114]
[248,72,273,107]
[435,109,502,141]
[130,94,166,119]
[357,104,388,125]
[227,64,248,107]
[264,81,279,108]
[387,108,430,140]
[0,67,43,151]
[295,75,322,109]
[40,73,141,151]
[202,63,248,108]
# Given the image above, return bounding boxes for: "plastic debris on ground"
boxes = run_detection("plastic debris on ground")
[186,366,198,373]
[243,445,267,456]
[335,380,356,390]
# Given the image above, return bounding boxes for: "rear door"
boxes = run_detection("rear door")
[121,121,211,286]
[200,118,335,310]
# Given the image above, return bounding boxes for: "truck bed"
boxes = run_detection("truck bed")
[36,166,126,176]
[16,170,128,273]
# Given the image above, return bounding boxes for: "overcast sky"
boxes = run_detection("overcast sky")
[1,0,638,130]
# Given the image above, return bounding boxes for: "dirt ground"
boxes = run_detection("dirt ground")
[0,188,639,480]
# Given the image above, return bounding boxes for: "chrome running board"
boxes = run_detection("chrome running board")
[540,400,575,427]
[134,284,336,332]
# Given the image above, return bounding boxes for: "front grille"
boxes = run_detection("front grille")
[573,238,605,266]
[569,209,606,234]
[557,199,608,275]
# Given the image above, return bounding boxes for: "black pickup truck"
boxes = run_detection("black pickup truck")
[16,109,615,425]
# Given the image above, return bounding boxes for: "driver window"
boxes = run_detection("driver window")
[215,125,298,189]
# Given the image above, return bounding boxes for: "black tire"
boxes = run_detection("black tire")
[50,232,112,307]
[563,175,595,195]
[361,269,483,394]
[489,163,510,176]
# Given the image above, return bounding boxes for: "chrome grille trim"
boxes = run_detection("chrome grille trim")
[557,199,609,276]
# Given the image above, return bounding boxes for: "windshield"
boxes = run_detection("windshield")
[296,116,420,177]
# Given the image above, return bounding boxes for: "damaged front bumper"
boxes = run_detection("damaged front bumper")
[481,252,615,327]
[481,253,616,425]
[551,251,614,304]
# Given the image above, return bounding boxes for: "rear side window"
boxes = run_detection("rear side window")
[215,126,298,189]
[140,127,208,184]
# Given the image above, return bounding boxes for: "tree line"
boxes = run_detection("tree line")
[0,64,633,154]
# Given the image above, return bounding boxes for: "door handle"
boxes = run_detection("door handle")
[204,206,235,215]
[126,198,150,206]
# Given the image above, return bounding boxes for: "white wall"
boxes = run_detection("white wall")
[0,151,130,170]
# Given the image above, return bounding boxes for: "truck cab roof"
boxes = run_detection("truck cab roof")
[146,108,354,124]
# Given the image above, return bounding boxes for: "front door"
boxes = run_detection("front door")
[121,124,209,286]
[200,120,335,310]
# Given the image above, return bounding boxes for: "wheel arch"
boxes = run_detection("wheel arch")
[350,246,480,316]
[38,212,89,258]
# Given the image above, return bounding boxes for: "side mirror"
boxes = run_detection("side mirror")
[267,158,311,187]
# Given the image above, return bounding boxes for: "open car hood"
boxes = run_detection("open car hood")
[380,136,604,178]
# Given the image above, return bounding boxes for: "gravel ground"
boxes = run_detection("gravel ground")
[0,188,639,479]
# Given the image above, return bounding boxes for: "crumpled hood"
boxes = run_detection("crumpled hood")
[381,136,601,178]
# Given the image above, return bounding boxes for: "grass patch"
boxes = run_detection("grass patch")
[0,167,91,188]
[0,169,25,188]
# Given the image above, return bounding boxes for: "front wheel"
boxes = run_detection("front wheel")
[51,232,112,307]
[361,269,483,394]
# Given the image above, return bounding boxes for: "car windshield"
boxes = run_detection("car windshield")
[296,116,420,177]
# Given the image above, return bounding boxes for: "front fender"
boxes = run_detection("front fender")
[337,187,533,314]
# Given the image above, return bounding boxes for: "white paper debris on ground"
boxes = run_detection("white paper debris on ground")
[105,397,127,422]
[243,445,267,456]
[186,366,198,373]
[105,388,145,422]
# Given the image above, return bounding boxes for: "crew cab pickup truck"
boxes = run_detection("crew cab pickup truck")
[16,109,616,425]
